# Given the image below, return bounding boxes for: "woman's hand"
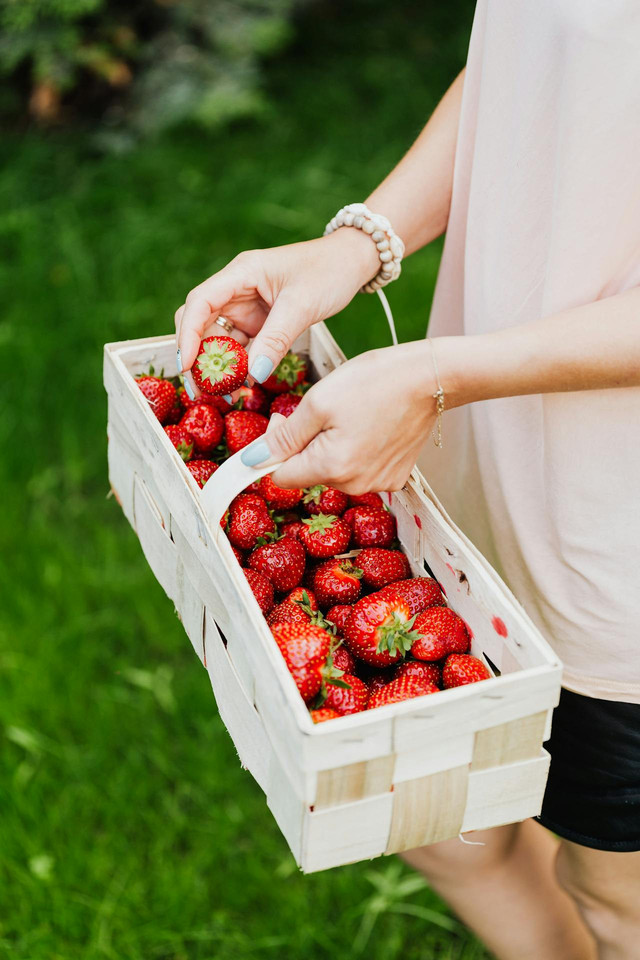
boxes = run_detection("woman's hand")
[240,340,438,494]
[174,229,379,388]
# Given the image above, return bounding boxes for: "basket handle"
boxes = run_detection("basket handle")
[200,447,284,532]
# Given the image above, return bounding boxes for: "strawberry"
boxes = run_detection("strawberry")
[394,660,442,687]
[324,673,369,715]
[230,545,245,565]
[368,675,439,710]
[136,375,177,424]
[224,410,269,454]
[411,606,470,662]
[343,506,396,548]
[313,558,363,607]
[243,568,275,615]
[348,492,385,509]
[286,586,318,610]
[243,479,263,496]
[271,622,332,702]
[267,599,310,628]
[249,536,305,592]
[379,577,445,616]
[186,459,218,488]
[367,671,394,695]
[258,474,303,510]
[331,643,356,673]
[326,604,354,636]
[281,519,305,541]
[357,548,411,589]
[192,335,248,396]
[227,493,275,550]
[303,484,348,516]
[442,654,491,688]
[310,707,341,723]
[178,388,230,415]
[164,424,194,461]
[262,352,308,394]
[234,384,270,415]
[344,592,421,667]
[165,393,184,424]
[300,514,351,558]
[180,404,224,453]
[270,392,302,418]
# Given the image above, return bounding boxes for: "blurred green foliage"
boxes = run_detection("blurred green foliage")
[0,1,485,957]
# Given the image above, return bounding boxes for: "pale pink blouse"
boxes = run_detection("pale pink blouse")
[418,0,640,703]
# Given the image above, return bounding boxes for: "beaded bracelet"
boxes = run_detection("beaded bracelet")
[323,202,405,293]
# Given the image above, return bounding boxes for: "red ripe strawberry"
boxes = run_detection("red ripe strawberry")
[235,384,269,415]
[344,592,420,667]
[271,622,332,702]
[136,376,177,424]
[343,506,396,548]
[303,484,349,516]
[243,568,275,615]
[367,671,393,695]
[357,548,411,589]
[394,660,442,687]
[179,388,230,415]
[192,335,248,396]
[249,536,305,592]
[300,514,351,558]
[331,643,356,673]
[270,392,302,418]
[180,404,224,453]
[224,410,269,454]
[186,459,218,488]
[348,492,385,509]
[226,493,275,550]
[281,519,305,541]
[230,545,245,565]
[379,577,445,616]
[313,558,363,607]
[164,424,194,461]
[258,474,303,509]
[310,707,340,723]
[411,606,470,662]
[243,479,263,495]
[324,673,369,715]
[326,604,354,636]
[368,675,439,710]
[442,654,491,688]
[262,352,308,394]
[165,394,183,424]
[286,587,318,610]
[267,600,310,628]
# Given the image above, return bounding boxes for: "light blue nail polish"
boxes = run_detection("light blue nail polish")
[223,394,233,404]
[244,378,250,387]
[249,355,274,384]
[176,347,182,373]
[241,439,271,467]
[184,379,196,401]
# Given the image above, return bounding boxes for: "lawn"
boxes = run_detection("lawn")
[0,2,490,957]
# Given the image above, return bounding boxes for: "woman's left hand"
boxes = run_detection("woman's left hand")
[241,340,439,494]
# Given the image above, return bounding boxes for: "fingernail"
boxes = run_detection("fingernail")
[184,379,196,400]
[223,394,233,404]
[176,347,182,373]
[249,355,274,384]
[241,439,271,467]
[244,378,250,387]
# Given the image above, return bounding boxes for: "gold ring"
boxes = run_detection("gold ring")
[215,317,234,334]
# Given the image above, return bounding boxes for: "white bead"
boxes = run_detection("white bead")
[390,235,403,258]
[376,239,389,251]
[379,250,393,262]
[362,219,375,234]
[343,213,354,226]
[375,215,391,232]
[353,215,364,228]
[331,217,339,230]
[380,271,392,281]
[371,230,385,242]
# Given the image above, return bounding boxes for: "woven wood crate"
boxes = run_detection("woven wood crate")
[104,325,562,873]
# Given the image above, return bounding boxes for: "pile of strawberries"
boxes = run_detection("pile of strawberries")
[136,336,491,723]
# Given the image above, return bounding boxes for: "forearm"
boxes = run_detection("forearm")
[365,69,465,254]
[434,286,640,408]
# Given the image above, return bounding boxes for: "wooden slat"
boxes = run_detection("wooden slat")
[132,475,178,603]
[462,751,550,833]
[314,755,395,810]
[393,732,474,783]
[174,560,205,665]
[301,792,394,873]
[471,711,548,771]
[386,766,469,853]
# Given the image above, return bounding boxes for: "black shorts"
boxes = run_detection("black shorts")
[535,688,640,852]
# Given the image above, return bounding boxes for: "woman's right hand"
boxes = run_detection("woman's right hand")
[175,228,379,387]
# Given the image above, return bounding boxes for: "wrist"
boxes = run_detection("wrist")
[321,225,383,289]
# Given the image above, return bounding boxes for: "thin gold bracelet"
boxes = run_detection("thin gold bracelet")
[428,338,445,448]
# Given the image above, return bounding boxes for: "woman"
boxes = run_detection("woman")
[175,2,640,957]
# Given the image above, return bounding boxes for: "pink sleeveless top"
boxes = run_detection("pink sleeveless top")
[418,0,640,703]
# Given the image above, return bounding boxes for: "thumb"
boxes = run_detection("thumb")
[239,400,323,475]
[247,291,310,383]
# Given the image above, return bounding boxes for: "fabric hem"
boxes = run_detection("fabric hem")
[561,671,640,705]
[535,815,640,853]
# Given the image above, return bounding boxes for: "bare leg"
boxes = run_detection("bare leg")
[555,840,640,960]
[400,819,596,960]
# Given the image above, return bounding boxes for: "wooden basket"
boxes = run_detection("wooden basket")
[104,325,562,873]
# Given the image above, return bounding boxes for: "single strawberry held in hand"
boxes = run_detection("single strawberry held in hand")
[192,335,248,396]
[136,375,177,424]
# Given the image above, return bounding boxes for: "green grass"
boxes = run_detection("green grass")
[0,3,490,958]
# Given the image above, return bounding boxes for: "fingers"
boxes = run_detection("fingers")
[246,291,310,384]
[240,396,324,474]
[177,265,244,371]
